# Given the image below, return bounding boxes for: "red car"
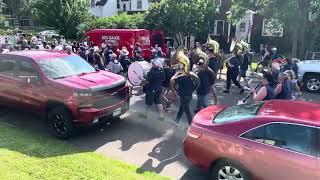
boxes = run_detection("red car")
[0,50,130,139]
[184,100,320,180]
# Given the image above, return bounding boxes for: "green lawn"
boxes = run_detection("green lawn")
[0,122,170,180]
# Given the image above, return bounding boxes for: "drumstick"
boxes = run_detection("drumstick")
[133,70,143,81]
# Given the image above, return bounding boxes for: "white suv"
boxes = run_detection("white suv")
[297,60,320,93]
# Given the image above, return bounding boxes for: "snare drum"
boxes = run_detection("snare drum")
[128,61,152,86]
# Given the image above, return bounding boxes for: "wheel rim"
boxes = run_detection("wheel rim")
[217,166,244,180]
[307,78,320,91]
[53,114,67,135]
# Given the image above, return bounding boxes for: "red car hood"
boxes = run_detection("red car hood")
[192,105,229,126]
[54,71,126,90]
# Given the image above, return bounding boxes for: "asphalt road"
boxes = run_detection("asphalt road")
[1,78,319,180]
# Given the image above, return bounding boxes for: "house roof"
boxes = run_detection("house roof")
[96,0,108,6]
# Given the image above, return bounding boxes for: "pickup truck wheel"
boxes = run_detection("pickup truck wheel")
[303,74,320,93]
[47,106,74,139]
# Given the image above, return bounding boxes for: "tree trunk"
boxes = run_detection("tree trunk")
[292,28,299,58]
[297,0,311,59]
[187,34,191,49]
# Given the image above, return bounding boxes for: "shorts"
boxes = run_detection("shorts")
[145,90,162,106]
[239,69,247,77]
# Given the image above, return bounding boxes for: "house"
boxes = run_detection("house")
[90,0,150,17]
[1,0,40,30]
[211,0,287,53]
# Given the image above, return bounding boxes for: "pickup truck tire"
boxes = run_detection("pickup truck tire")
[303,74,320,93]
[47,106,74,139]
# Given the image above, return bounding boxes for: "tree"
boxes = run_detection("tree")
[228,0,316,58]
[78,13,145,38]
[3,0,33,28]
[33,0,91,39]
[145,0,219,48]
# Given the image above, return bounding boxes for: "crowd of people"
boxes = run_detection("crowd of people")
[0,32,302,126]
[141,41,302,126]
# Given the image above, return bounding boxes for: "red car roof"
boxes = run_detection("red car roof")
[8,50,70,60]
[258,100,320,125]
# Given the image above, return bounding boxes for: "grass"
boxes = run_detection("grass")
[0,122,170,180]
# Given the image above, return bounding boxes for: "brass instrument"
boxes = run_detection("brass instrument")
[170,46,200,91]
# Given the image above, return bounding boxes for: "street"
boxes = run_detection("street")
[0,77,319,180]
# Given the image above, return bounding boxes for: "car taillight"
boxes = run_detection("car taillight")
[187,127,202,139]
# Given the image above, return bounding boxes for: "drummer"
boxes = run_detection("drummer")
[142,58,165,120]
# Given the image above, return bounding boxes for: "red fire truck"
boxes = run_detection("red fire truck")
[82,29,166,60]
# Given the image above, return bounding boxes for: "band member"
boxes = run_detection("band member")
[171,47,199,125]
[195,58,215,112]
[143,58,165,120]
[275,73,293,100]
[237,47,251,88]
[224,53,245,94]
[162,59,176,109]
[252,71,276,101]
[205,36,220,104]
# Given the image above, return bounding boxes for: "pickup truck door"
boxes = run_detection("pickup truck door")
[15,60,47,113]
[0,57,23,107]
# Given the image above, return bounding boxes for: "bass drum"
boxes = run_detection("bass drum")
[128,61,152,86]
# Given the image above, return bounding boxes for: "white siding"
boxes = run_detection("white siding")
[90,0,149,17]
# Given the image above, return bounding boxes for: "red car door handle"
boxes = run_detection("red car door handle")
[243,144,252,150]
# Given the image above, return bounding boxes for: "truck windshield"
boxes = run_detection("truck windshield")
[214,102,264,124]
[36,55,96,79]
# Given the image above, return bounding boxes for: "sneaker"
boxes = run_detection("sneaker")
[240,88,245,94]
[223,90,230,94]
[172,120,180,126]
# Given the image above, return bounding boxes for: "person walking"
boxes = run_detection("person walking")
[238,48,251,88]
[252,71,276,101]
[224,53,245,94]
[195,59,215,113]
[119,47,131,73]
[171,70,197,125]
[143,58,165,120]
[107,54,123,74]
[275,73,293,100]
[206,47,220,104]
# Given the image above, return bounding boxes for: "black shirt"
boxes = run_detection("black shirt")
[163,68,175,88]
[175,76,194,96]
[197,70,214,95]
[146,67,165,92]
[208,57,220,73]
[87,52,94,64]
[228,56,240,71]
[263,85,276,101]
[104,49,113,64]
[79,52,87,60]
[240,53,250,70]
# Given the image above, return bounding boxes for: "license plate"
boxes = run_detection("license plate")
[113,108,122,116]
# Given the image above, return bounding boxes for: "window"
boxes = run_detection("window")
[240,22,246,32]
[91,0,95,7]
[214,20,225,35]
[137,0,142,9]
[117,0,120,9]
[216,0,222,6]
[0,59,19,77]
[19,19,30,27]
[241,123,314,156]
[214,102,263,124]
[123,4,127,11]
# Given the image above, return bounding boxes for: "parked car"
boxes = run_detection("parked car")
[0,50,130,139]
[297,60,320,93]
[184,100,320,180]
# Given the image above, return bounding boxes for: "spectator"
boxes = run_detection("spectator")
[103,44,113,65]
[119,47,131,73]
[93,51,105,70]
[107,54,123,74]
[133,43,142,61]
[78,47,87,60]
[271,47,280,60]
[87,48,95,65]
[275,73,293,100]
[252,71,276,101]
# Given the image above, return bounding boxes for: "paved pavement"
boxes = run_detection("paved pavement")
[1,77,319,180]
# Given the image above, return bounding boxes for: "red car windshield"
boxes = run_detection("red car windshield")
[36,55,96,79]
[214,102,264,124]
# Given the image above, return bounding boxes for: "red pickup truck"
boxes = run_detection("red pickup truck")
[0,50,130,139]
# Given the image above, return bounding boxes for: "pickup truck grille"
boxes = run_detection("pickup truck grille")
[92,84,128,109]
